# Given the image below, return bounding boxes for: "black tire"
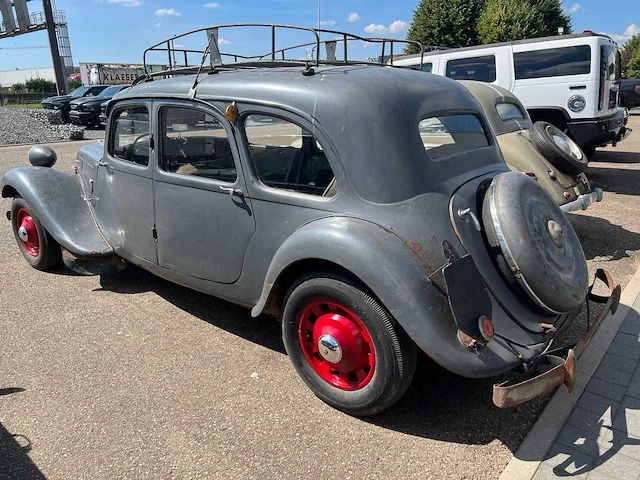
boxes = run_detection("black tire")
[11,196,61,271]
[530,121,588,175]
[282,273,417,416]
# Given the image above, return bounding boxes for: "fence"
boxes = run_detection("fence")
[0,92,56,106]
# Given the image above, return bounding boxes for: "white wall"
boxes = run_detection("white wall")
[0,67,56,87]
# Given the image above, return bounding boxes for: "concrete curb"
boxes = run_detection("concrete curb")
[499,266,640,480]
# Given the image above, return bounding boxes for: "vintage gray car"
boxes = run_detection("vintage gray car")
[1,25,620,416]
[460,81,603,213]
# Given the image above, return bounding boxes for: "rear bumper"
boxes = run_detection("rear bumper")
[560,187,603,213]
[493,269,621,408]
[568,109,626,148]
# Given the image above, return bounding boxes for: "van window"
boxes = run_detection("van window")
[514,46,591,80]
[419,114,489,159]
[446,56,496,82]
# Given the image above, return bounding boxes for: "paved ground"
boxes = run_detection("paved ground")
[0,117,638,479]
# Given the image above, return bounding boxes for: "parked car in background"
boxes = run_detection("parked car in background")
[461,80,604,212]
[2,25,619,416]
[394,32,627,158]
[42,85,109,123]
[69,84,129,128]
[620,78,640,110]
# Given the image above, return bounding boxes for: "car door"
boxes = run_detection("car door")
[93,99,158,264]
[152,100,256,284]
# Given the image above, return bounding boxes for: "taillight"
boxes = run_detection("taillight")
[525,172,538,181]
[635,85,640,94]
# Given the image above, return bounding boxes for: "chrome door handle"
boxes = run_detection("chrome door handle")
[458,208,482,232]
[220,186,244,197]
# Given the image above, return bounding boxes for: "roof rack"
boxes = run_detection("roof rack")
[136,23,425,89]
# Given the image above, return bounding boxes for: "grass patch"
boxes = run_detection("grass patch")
[2,103,43,109]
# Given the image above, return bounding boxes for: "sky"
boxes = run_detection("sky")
[0,0,638,70]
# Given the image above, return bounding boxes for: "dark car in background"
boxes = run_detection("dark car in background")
[42,85,109,123]
[620,79,640,110]
[69,84,129,128]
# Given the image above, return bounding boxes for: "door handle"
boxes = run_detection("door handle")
[220,186,244,197]
[569,85,587,90]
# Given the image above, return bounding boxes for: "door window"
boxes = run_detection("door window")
[446,56,496,82]
[244,114,336,197]
[109,105,150,166]
[159,106,237,183]
[514,46,591,80]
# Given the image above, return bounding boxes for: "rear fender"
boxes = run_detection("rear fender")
[2,166,113,257]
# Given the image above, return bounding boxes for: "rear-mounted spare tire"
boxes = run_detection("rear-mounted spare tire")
[530,121,588,175]
[482,172,588,314]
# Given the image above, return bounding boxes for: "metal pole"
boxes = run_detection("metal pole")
[317,0,320,29]
[43,0,68,94]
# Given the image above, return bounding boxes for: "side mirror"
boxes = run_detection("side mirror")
[28,145,57,168]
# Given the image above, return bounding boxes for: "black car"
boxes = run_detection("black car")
[620,79,640,110]
[42,85,109,123]
[69,85,129,128]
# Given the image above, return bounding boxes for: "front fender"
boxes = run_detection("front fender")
[2,166,113,256]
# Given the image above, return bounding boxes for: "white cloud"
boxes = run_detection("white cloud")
[348,12,360,23]
[203,2,220,7]
[155,8,181,16]
[364,21,408,35]
[218,38,231,45]
[106,0,143,6]
[601,23,640,44]
[389,20,408,33]
[364,23,388,34]
[155,22,162,28]
[320,20,336,26]
[564,2,590,13]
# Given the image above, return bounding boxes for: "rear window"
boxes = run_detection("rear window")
[419,114,490,159]
[514,46,591,80]
[496,103,526,121]
[446,56,496,82]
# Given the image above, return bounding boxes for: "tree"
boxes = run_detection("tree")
[405,0,486,54]
[24,77,56,93]
[68,79,82,90]
[627,52,640,79]
[477,0,572,44]
[621,34,640,78]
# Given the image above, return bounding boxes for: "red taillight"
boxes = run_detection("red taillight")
[635,85,640,94]
[564,191,571,199]
[525,172,538,181]
[624,116,629,125]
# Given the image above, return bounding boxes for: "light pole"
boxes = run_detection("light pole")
[317,0,320,29]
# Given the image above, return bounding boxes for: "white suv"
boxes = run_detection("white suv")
[394,32,630,157]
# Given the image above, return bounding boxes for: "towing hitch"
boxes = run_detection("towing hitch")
[493,269,621,408]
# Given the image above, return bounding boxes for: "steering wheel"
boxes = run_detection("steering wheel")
[132,132,150,151]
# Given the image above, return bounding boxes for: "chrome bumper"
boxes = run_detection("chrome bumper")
[560,187,603,213]
[493,269,621,408]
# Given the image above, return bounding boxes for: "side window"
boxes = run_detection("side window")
[109,105,150,166]
[496,103,526,121]
[446,56,496,82]
[244,114,336,197]
[413,63,433,73]
[514,46,591,80]
[160,106,236,183]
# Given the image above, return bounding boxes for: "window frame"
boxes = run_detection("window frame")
[107,102,152,167]
[156,104,239,185]
[446,55,497,82]
[240,110,340,201]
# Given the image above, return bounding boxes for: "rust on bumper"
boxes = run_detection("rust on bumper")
[493,268,621,408]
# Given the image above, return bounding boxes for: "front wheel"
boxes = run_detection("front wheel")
[282,274,416,416]
[11,197,61,271]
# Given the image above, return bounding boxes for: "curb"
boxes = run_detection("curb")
[499,266,640,480]
[0,138,102,149]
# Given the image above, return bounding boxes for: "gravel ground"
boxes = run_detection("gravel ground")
[0,107,92,146]
[0,117,638,479]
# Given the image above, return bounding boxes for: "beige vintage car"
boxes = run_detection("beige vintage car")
[461,81,603,213]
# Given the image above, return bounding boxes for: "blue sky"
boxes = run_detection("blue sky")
[0,0,638,70]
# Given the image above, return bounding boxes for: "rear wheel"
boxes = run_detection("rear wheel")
[11,197,61,271]
[282,273,416,416]
[530,121,588,175]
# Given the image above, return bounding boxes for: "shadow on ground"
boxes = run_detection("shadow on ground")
[588,165,640,197]
[569,214,640,261]
[591,150,640,164]
[97,265,551,452]
[0,389,45,480]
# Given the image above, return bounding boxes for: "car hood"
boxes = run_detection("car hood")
[71,96,111,106]
[43,95,72,104]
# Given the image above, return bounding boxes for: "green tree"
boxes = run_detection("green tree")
[68,79,82,90]
[477,0,572,44]
[405,0,486,53]
[621,34,640,78]
[24,77,56,93]
[627,52,640,79]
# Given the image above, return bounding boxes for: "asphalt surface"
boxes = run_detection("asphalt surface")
[0,117,639,480]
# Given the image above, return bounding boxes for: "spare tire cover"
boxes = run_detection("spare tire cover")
[482,172,588,314]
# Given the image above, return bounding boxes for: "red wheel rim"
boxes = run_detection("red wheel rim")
[15,208,40,257]
[298,298,375,391]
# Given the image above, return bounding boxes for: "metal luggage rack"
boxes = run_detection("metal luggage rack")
[137,23,426,84]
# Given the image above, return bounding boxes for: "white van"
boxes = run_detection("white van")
[394,32,629,157]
